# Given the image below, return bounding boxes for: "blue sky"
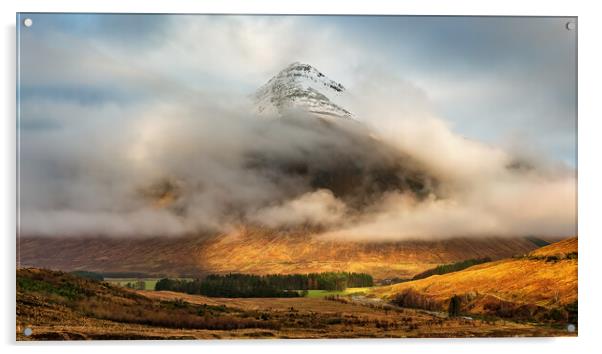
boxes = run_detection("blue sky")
[19,14,577,166]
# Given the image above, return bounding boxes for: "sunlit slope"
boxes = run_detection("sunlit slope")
[198,228,542,280]
[529,237,577,258]
[371,237,577,309]
[20,227,541,280]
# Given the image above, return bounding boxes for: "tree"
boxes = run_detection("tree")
[565,300,578,325]
[448,295,462,317]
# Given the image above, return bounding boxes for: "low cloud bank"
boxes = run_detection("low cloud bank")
[19,82,576,241]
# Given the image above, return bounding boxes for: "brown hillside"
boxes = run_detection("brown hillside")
[529,237,577,258]
[18,227,541,280]
[370,237,577,319]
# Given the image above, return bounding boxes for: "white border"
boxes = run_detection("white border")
[2,1,601,353]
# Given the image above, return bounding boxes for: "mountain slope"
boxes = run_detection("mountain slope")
[529,237,577,258]
[369,237,577,320]
[19,228,543,280]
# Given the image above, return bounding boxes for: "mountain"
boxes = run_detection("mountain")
[248,62,438,207]
[17,63,560,285]
[369,237,578,322]
[254,62,354,120]
[18,228,544,280]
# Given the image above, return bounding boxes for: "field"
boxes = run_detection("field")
[305,288,371,298]
[16,238,578,340]
[97,283,373,299]
[104,278,160,291]
[17,268,573,340]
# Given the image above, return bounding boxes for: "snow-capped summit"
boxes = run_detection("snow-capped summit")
[253,62,355,120]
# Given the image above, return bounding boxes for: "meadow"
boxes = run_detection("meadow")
[105,278,196,291]
[305,288,371,298]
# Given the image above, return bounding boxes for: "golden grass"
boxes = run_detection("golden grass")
[196,227,541,279]
[370,237,578,309]
[529,237,577,257]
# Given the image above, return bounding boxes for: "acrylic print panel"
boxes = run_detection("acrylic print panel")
[16,13,577,340]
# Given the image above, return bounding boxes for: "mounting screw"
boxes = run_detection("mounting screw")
[23,18,33,28]
[566,21,576,31]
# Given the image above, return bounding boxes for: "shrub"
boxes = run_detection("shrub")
[391,289,441,311]
[70,271,104,281]
[565,300,578,324]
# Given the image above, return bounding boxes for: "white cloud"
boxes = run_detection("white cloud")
[248,190,347,228]
[18,15,577,240]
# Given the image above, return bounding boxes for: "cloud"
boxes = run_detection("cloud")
[18,85,576,239]
[248,190,347,228]
[319,174,576,241]
[18,93,423,236]
[18,15,577,240]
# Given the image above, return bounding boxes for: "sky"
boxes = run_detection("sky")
[17,14,577,239]
[19,14,577,165]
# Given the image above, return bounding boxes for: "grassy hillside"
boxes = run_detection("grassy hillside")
[411,257,492,280]
[17,267,571,339]
[19,227,541,280]
[529,237,578,258]
[370,237,577,322]
[17,268,285,340]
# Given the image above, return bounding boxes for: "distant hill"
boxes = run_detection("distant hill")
[19,227,543,280]
[370,237,577,322]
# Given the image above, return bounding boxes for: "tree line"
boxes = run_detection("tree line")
[263,272,373,291]
[155,272,373,298]
[412,257,492,280]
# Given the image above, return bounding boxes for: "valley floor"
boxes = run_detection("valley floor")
[17,281,572,340]
[16,237,578,340]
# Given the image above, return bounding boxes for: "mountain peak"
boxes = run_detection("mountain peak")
[253,62,355,120]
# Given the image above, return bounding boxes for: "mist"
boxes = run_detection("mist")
[18,15,576,241]
[19,86,576,240]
